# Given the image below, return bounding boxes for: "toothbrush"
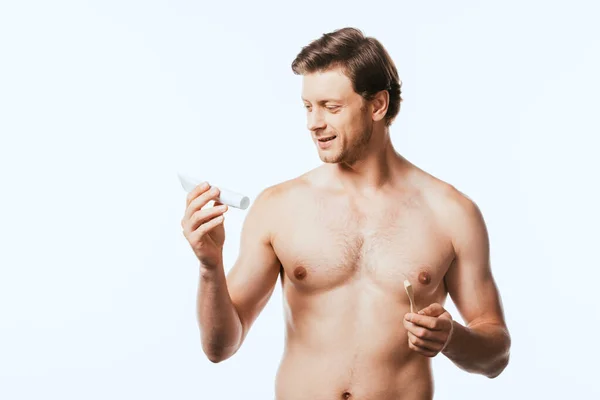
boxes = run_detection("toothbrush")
[404,280,417,314]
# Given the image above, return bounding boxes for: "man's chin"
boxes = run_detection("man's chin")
[318,154,340,164]
[316,146,346,164]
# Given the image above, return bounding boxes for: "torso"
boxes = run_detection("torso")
[269,164,456,400]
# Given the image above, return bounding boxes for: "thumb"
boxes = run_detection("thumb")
[418,303,445,317]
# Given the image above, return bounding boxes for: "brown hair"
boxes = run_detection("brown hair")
[292,27,403,126]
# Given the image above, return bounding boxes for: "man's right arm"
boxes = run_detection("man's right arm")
[196,185,282,363]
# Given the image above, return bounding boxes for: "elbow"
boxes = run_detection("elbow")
[485,353,510,379]
[486,334,511,379]
[201,334,242,364]
[206,352,226,364]
[203,345,235,364]
[200,316,246,364]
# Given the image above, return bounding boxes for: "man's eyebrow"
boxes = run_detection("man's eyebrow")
[301,97,344,104]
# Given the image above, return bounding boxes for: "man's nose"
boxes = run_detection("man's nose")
[307,109,327,132]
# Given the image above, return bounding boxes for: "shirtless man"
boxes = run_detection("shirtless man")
[181,27,511,400]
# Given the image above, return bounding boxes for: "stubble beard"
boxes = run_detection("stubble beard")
[321,122,373,165]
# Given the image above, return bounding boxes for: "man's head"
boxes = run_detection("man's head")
[292,27,402,165]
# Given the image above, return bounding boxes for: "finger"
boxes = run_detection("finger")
[408,331,443,353]
[188,204,228,232]
[184,186,221,221]
[190,214,225,240]
[405,313,442,330]
[186,181,210,207]
[407,339,438,357]
[183,183,212,224]
[417,303,446,318]
[403,319,446,343]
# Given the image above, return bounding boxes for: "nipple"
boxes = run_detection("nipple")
[418,271,431,285]
[294,266,307,280]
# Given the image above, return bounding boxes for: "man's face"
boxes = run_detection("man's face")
[301,68,373,165]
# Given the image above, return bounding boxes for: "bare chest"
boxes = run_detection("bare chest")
[272,192,455,299]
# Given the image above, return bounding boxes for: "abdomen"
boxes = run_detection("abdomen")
[275,281,435,400]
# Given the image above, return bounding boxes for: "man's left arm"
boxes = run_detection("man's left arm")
[404,192,511,378]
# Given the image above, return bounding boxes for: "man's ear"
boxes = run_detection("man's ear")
[371,89,389,122]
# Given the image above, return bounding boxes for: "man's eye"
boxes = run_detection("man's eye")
[326,106,340,111]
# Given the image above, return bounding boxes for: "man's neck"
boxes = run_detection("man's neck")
[333,129,408,196]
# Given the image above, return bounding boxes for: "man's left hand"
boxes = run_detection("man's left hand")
[403,303,454,357]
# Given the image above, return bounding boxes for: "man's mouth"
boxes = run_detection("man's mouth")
[318,136,337,142]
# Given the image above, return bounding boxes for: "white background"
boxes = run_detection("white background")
[1,0,599,399]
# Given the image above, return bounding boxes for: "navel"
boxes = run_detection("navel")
[294,266,307,280]
[341,391,352,399]
[418,270,431,285]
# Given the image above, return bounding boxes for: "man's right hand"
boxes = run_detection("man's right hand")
[181,182,229,268]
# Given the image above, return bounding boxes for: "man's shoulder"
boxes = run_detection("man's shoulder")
[418,171,481,225]
[417,173,490,258]
[252,169,316,210]
[244,172,314,242]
